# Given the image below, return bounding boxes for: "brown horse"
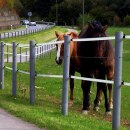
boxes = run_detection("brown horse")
[77,21,114,115]
[55,31,80,106]
[55,25,114,115]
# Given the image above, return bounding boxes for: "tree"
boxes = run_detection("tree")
[14,0,130,25]
[48,0,82,25]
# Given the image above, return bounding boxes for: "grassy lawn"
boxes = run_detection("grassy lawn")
[0,26,130,130]
[2,26,67,44]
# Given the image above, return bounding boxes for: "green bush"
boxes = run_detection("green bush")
[77,13,93,29]
[124,15,130,26]
[113,15,121,26]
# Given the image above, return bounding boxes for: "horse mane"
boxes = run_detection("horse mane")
[78,20,114,72]
[79,20,108,38]
[66,31,78,39]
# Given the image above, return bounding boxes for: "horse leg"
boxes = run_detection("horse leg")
[108,84,113,109]
[107,67,114,109]
[69,70,75,107]
[94,84,113,110]
[98,89,102,105]
[81,75,91,115]
[97,70,111,115]
[101,82,111,115]
[69,77,74,107]
[93,84,102,111]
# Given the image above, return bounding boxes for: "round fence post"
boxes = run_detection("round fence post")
[12,42,17,96]
[26,48,28,62]
[20,47,22,63]
[62,35,70,115]
[112,32,123,130]
[0,42,4,89]
[7,45,9,62]
[30,41,35,104]
[4,33,5,38]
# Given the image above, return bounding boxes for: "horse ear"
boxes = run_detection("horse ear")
[66,32,71,35]
[70,32,78,38]
[102,25,108,32]
[88,22,94,30]
[66,31,78,38]
[55,31,59,38]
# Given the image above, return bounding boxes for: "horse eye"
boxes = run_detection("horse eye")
[55,44,58,50]
[62,44,64,47]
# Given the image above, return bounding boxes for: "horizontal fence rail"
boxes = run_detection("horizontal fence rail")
[3,41,56,63]
[72,36,115,42]
[37,74,63,78]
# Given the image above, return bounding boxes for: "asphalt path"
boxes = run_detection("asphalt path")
[0,109,45,130]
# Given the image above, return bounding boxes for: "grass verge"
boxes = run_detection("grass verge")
[0,26,130,130]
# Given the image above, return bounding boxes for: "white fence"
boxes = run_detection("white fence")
[0,24,55,40]
[1,32,130,130]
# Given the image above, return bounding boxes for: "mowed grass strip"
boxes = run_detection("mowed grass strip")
[2,26,67,44]
[0,26,130,130]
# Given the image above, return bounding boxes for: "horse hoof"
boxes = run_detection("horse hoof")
[68,100,74,107]
[81,110,89,115]
[110,104,113,109]
[105,111,112,116]
[97,101,101,106]
[93,106,100,112]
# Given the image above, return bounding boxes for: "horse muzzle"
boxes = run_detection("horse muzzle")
[55,57,63,65]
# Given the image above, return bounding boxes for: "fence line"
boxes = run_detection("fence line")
[1,33,130,130]
[3,41,56,63]
[0,24,55,40]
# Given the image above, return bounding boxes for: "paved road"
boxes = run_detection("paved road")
[0,109,45,130]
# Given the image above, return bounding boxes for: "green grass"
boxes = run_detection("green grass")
[2,26,67,44]
[0,26,130,130]
[2,26,67,58]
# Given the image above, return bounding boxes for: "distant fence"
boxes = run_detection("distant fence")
[1,32,130,130]
[4,41,55,63]
[0,23,55,40]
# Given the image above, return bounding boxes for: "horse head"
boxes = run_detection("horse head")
[87,20,108,37]
[55,31,78,65]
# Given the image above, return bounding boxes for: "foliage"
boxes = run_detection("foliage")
[48,0,82,25]
[14,0,25,16]
[124,15,130,26]
[7,0,14,9]
[113,15,121,26]
[0,0,15,9]
[10,0,130,25]
[77,14,93,29]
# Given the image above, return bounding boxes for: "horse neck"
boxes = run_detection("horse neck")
[70,41,77,57]
[70,41,80,67]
